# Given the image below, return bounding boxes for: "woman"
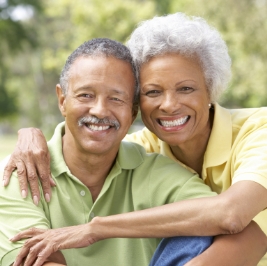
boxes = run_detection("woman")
[4,13,267,265]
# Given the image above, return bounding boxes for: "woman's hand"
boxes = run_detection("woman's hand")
[11,224,100,266]
[2,128,55,205]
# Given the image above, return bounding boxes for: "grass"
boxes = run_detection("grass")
[0,134,17,162]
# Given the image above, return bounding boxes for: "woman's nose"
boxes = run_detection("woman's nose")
[159,93,181,114]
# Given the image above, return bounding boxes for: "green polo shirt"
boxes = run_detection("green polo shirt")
[0,122,216,266]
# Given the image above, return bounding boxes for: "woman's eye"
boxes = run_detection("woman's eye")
[179,87,194,93]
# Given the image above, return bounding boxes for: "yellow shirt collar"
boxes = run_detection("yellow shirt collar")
[204,103,232,168]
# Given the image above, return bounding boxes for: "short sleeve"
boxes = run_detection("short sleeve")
[0,170,50,265]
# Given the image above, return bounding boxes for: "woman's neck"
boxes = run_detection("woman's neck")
[170,110,214,177]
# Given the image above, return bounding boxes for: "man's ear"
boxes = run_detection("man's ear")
[56,84,66,117]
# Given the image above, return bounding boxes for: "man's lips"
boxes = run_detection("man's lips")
[157,116,190,127]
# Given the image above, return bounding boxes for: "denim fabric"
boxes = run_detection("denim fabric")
[149,236,213,266]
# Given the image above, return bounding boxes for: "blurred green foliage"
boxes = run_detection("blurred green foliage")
[0,0,267,136]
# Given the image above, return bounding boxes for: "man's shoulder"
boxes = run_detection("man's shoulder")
[119,141,192,176]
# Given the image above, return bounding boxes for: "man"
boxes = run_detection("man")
[0,38,216,266]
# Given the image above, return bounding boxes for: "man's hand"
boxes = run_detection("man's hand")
[2,128,55,205]
[10,225,100,266]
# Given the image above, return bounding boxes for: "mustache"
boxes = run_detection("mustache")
[78,116,120,130]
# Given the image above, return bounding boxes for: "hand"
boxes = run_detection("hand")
[2,128,55,205]
[44,250,67,265]
[11,225,100,266]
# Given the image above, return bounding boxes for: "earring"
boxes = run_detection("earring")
[208,103,212,108]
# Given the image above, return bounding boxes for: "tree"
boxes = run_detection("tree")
[2,0,267,136]
[0,0,43,118]
[169,0,267,108]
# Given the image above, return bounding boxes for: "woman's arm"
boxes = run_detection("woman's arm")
[11,220,267,266]
[185,221,267,266]
[2,128,54,204]
[86,181,267,237]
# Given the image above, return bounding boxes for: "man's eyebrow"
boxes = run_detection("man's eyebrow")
[110,89,127,96]
[74,86,128,97]
[74,85,93,91]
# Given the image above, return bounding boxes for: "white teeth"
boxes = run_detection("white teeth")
[159,116,189,127]
[87,124,110,131]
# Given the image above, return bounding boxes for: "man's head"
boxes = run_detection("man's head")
[57,38,138,156]
[60,38,139,107]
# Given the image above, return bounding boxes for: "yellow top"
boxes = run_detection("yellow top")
[125,103,267,233]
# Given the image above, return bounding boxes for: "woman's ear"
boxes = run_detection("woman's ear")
[56,84,66,117]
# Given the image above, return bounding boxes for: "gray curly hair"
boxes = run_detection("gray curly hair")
[127,13,232,102]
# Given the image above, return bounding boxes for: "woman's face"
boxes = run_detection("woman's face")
[139,53,211,147]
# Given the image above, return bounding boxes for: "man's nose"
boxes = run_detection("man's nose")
[89,98,110,118]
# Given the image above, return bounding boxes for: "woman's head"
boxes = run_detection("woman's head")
[127,12,232,102]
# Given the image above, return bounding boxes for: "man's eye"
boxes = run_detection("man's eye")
[145,90,161,97]
[111,97,123,103]
[79,94,92,98]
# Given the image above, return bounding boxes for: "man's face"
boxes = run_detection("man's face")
[57,56,137,156]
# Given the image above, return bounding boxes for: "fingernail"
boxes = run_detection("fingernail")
[45,193,50,202]
[33,196,39,206]
[2,179,6,187]
[21,190,27,199]
[9,236,14,241]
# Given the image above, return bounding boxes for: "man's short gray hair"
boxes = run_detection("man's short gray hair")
[127,13,232,102]
[60,38,139,107]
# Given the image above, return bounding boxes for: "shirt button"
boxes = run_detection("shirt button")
[80,190,86,196]
[90,212,95,218]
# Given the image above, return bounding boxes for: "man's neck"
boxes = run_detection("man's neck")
[62,137,117,201]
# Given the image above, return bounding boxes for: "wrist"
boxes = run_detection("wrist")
[89,216,110,242]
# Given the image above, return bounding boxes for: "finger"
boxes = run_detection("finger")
[2,157,17,187]
[34,152,55,201]
[25,162,41,206]
[16,161,28,199]
[13,238,40,266]
[10,228,47,242]
[18,240,45,266]
[23,241,46,266]
[37,170,52,203]
[32,245,56,266]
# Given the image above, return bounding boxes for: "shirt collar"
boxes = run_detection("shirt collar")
[204,103,232,168]
[48,122,69,177]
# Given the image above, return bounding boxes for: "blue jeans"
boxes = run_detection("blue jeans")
[149,236,213,266]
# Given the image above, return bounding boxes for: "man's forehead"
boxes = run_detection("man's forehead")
[67,55,135,96]
[69,56,133,77]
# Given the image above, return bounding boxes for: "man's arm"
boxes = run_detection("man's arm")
[0,167,52,266]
